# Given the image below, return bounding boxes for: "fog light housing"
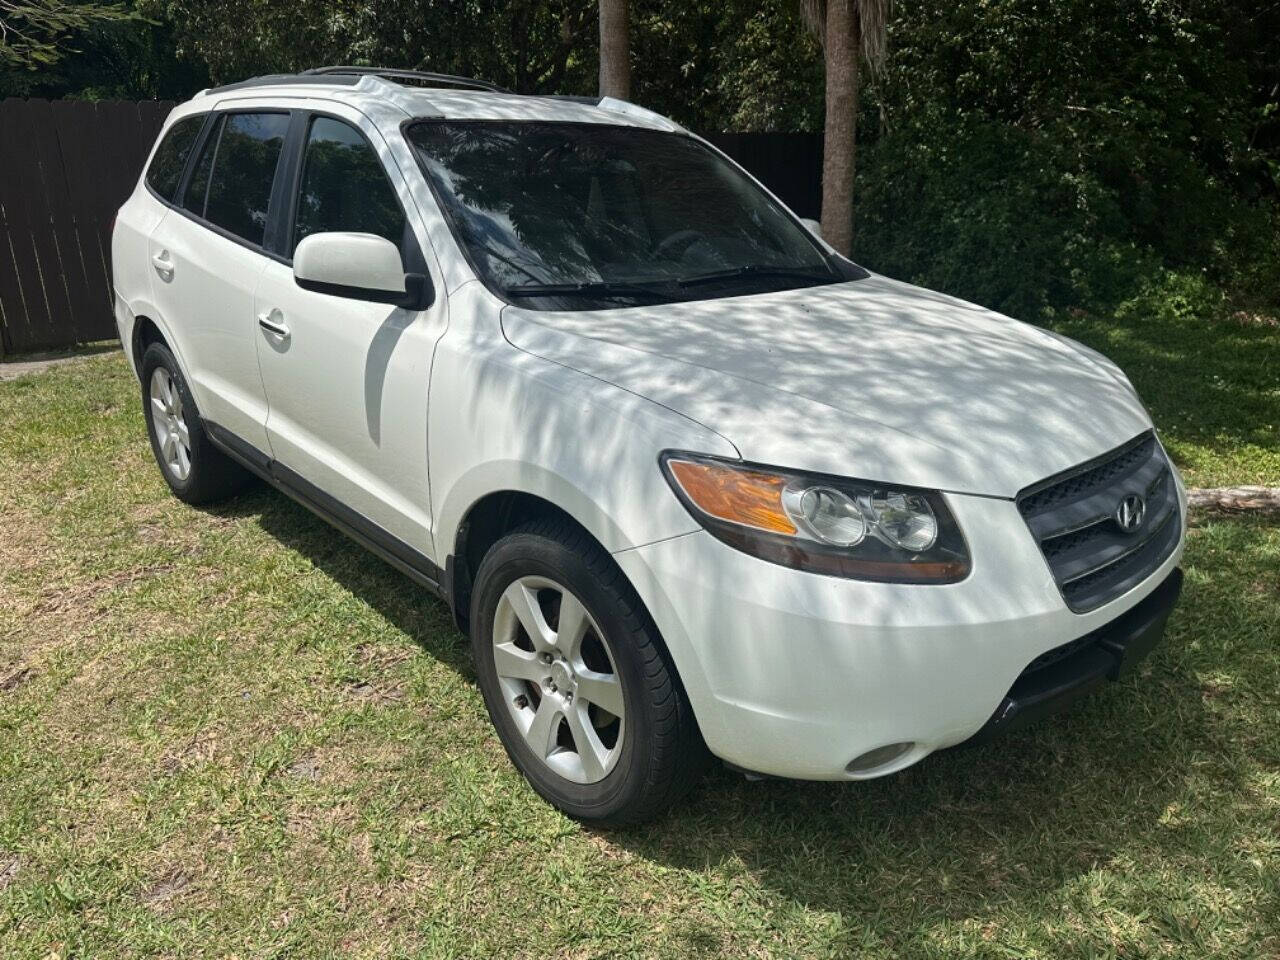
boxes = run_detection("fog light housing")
[846,741,914,774]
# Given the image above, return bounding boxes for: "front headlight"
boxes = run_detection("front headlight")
[660,452,970,583]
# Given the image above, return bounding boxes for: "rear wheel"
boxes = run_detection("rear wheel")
[141,342,250,505]
[470,518,708,824]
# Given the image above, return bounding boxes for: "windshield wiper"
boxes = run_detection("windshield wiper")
[676,264,836,288]
[504,281,670,302]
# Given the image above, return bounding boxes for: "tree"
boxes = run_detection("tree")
[598,0,629,99]
[137,0,596,94]
[1,0,136,71]
[800,0,888,255]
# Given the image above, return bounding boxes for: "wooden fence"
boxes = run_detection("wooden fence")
[0,97,820,357]
[0,98,174,356]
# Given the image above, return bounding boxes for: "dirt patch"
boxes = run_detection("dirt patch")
[342,643,412,704]
[0,855,18,890]
[141,867,192,910]
[22,564,176,622]
[342,679,405,704]
[0,514,50,577]
[160,734,218,775]
[0,666,33,692]
[287,755,321,780]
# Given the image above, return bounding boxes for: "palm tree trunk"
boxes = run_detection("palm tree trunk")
[598,0,631,100]
[820,0,860,256]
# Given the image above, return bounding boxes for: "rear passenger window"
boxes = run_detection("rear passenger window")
[146,115,204,201]
[182,112,289,247]
[293,117,407,254]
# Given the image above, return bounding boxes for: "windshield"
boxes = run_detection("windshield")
[405,120,858,309]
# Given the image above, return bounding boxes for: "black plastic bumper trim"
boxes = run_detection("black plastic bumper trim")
[962,567,1183,746]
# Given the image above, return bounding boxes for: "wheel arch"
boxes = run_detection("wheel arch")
[131,314,167,371]
[447,485,712,762]
[123,304,196,392]
[446,484,622,636]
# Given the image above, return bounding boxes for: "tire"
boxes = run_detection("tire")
[140,342,250,505]
[470,518,708,824]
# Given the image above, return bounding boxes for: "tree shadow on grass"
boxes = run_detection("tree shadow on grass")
[1051,310,1280,478]
[207,485,474,677]
[207,487,1272,949]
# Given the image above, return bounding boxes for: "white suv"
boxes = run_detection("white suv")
[113,67,1187,823]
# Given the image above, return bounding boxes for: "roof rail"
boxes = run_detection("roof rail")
[302,66,511,93]
[200,73,361,95]
[202,66,511,97]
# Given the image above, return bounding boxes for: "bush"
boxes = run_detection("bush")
[850,0,1280,320]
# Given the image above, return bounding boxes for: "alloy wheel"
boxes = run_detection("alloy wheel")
[491,575,625,784]
[150,366,191,481]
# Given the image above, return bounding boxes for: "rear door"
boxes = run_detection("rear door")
[252,107,445,557]
[147,109,292,450]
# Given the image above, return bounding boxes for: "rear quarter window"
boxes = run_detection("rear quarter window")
[145,115,205,201]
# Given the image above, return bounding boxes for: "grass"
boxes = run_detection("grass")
[1048,276,1280,489]
[1,318,1278,957]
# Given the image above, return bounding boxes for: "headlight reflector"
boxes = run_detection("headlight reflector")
[870,491,938,552]
[661,453,969,583]
[783,485,867,547]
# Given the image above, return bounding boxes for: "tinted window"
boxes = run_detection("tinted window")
[181,116,218,218]
[293,117,407,254]
[197,113,289,246]
[146,115,204,201]
[406,121,843,308]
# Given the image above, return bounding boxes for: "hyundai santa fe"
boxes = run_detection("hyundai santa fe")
[112,66,1187,823]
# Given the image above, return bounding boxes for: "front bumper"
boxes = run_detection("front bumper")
[962,567,1182,746]
[614,488,1187,781]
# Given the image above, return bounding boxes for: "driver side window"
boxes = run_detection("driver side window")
[292,117,409,257]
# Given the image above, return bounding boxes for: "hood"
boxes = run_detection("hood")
[501,274,1152,498]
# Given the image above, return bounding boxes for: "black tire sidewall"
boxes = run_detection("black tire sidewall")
[471,529,661,820]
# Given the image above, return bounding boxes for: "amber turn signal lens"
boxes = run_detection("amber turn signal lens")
[667,458,797,535]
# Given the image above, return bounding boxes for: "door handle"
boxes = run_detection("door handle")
[151,251,174,280]
[257,310,290,339]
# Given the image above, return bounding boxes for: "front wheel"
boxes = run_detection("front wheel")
[470,519,708,824]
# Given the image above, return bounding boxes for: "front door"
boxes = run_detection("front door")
[253,111,444,557]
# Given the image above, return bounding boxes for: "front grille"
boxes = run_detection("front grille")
[1018,432,1181,613]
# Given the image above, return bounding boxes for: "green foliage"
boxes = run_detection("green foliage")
[630,0,823,132]
[0,10,207,99]
[852,0,1280,318]
[0,0,136,71]
[132,0,598,94]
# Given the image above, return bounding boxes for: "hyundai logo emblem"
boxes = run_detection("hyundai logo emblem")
[1114,493,1146,534]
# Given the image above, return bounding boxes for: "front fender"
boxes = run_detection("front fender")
[428,287,737,563]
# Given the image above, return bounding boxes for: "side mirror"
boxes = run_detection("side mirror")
[294,232,432,309]
[800,217,823,239]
